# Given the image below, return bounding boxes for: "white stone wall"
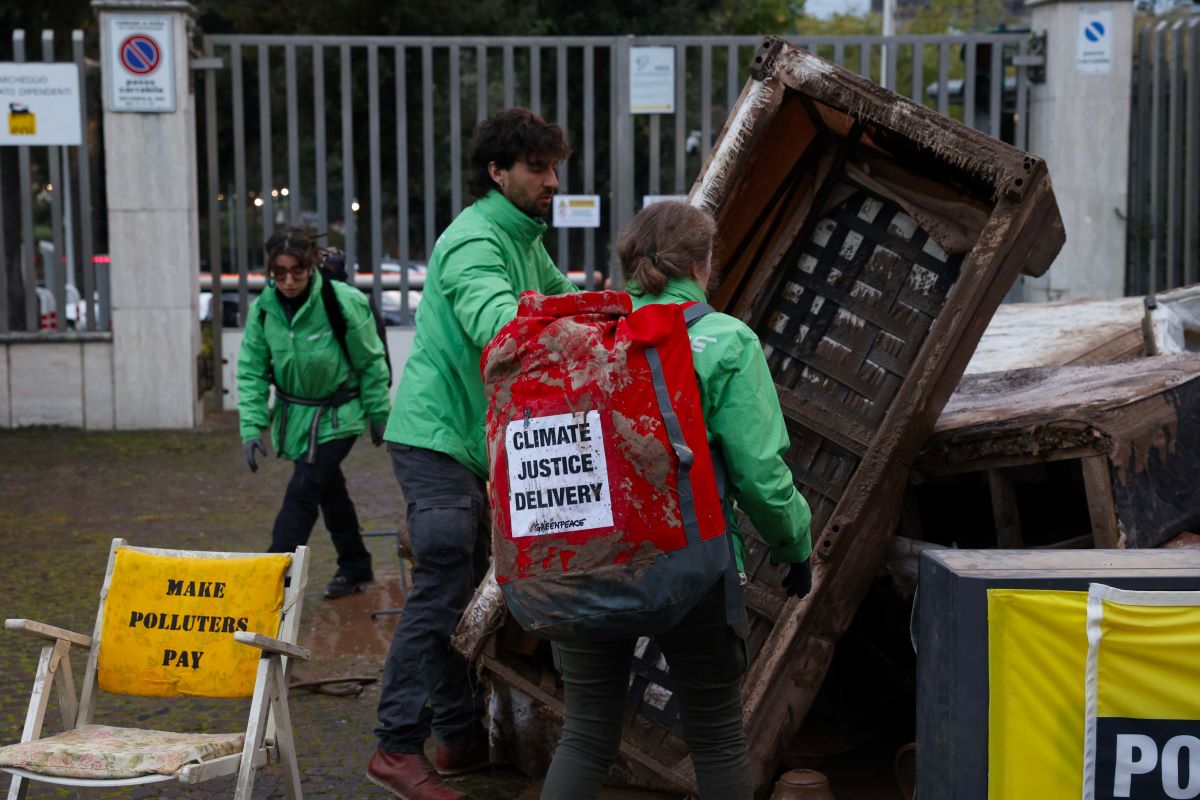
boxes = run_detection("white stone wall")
[98,1,202,429]
[0,341,114,429]
[1025,0,1133,301]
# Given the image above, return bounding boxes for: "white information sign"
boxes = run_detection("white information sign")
[505,410,613,538]
[552,194,601,228]
[643,194,688,208]
[630,46,676,114]
[1076,8,1114,76]
[106,14,175,112]
[0,63,81,146]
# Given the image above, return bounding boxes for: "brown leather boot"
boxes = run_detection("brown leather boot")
[365,749,466,800]
[434,739,491,776]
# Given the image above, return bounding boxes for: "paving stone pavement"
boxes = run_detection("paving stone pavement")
[0,415,542,799]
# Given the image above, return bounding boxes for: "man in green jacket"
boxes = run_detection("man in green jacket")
[237,229,392,600]
[367,108,576,800]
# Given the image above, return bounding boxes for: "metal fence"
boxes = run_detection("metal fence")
[0,29,107,335]
[1128,17,1200,296]
[198,31,1039,332]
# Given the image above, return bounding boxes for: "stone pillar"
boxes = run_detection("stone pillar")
[93,0,201,428]
[1023,0,1133,302]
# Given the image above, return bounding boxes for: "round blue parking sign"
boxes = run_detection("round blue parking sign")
[119,34,161,75]
[1084,20,1106,43]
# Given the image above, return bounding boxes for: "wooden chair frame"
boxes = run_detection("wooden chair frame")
[2,538,311,800]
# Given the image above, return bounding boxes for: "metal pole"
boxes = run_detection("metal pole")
[611,36,634,289]
[43,30,66,331]
[882,0,896,89]
[67,29,99,325]
[15,30,38,331]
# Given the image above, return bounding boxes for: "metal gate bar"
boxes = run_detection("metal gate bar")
[1129,19,1200,296]
[198,32,1035,339]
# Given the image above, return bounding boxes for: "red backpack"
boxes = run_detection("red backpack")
[482,290,730,641]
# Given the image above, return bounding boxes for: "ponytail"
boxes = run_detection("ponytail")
[617,201,717,296]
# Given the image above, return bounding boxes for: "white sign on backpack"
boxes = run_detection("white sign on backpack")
[505,410,614,537]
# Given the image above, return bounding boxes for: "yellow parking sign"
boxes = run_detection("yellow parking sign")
[7,103,35,136]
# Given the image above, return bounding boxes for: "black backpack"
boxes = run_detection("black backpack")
[315,248,393,386]
[260,248,394,386]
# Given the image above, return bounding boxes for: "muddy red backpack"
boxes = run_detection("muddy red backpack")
[482,290,730,641]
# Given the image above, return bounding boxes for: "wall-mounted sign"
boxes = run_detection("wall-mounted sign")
[630,47,675,114]
[0,63,81,146]
[1076,8,1114,76]
[106,14,175,112]
[553,195,601,228]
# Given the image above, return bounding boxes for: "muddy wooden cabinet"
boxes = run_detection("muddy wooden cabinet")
[460,37,1065,795]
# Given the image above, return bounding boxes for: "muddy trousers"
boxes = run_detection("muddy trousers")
[541,582,752,800]
[375,444,490,753]
[268,436,372,579]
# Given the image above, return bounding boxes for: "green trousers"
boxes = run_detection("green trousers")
[541,581,752,800]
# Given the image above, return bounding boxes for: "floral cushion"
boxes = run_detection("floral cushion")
[0,724,245,779]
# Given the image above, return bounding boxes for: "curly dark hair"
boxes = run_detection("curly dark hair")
[264,227,318,273]
[467,107,571,198]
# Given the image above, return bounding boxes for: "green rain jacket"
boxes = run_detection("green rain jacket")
[236,271,392,461]
[631,277,813,570]
[385,190,577,476]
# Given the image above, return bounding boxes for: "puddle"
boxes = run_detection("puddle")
[303,566,411,658]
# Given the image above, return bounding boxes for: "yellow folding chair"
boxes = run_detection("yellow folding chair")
[0,538,310,799]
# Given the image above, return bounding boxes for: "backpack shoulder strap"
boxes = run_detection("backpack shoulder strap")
[319,270,354,368]
[683,302,715,327]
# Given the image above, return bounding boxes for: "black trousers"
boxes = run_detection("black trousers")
[541,580,751,800]
[375,444,490,752]
[268,436,372,579]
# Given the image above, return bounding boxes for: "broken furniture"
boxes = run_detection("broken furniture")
[460,36,1064,794]
[911,354,1200,552]
[963,281,1200,376]
[0,539,309,799]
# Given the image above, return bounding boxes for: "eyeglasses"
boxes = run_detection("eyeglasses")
[270,266,310,281]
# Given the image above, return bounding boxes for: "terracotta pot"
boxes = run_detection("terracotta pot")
[769,769,836,800]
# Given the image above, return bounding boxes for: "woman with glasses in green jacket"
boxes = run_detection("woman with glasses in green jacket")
[236,229,392,599]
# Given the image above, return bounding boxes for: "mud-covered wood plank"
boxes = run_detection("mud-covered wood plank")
[1081,455,1122,548]
[740,160,1063,790]
[987,469,1023,548]
[919,445,1102,477]
[776,387,872,454]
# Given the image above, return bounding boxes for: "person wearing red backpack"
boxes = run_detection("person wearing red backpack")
[366,108,576,800]
[539,200,813,800]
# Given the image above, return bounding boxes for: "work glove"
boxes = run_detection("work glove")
[782,558,812,599]
[243,437,268,473]
[370,421,386,447]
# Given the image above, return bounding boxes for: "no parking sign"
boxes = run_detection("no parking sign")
[105,14,175,112]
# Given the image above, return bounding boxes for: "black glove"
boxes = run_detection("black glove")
[243,437,267,473]
[783,558,812,599]
[370,422,386,447]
